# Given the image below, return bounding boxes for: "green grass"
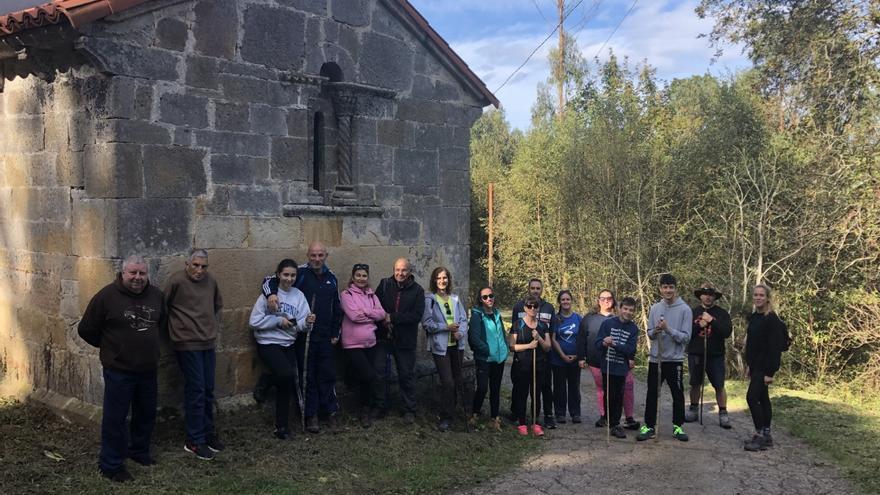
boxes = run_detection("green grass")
[725,380,880,495]
[0,396,539,494]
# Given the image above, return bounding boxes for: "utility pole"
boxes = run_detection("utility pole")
[557,0,565,117]
[488,182,494,286]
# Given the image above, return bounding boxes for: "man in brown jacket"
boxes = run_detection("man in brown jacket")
[163,249,224,460]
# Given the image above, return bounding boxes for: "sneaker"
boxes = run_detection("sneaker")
[402,412,416,425]
[555,415,567,424]
[673,424,689,442]
[489,417,502,432]
[359,412,372,429]
[101,467,134,483]
[595,416,607,428]
[744,433,767,451]
[306,416,320,433]
[719,411,732,429]
[437,419,451,432]
[531,424,545,437]
[252,374,269,403]
[206,433,225,452]
[129,454,156,466]
[611,425,627,439]
[273,428,291,440]
[517,424,529,436]
[543,416,557,429]
[184,442,215,460]
[636,425,656,441]
[763,431,774,447]
[623,417,641,430]
[685,405,699,423]
[571,416,582,424]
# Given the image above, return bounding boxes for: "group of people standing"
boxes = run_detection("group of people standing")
[77,243,789,484]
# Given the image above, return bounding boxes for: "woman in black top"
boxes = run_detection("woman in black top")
[508,294,552,437]
[744,284,788,452]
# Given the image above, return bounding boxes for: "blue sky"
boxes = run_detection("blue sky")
[410,0,751,129]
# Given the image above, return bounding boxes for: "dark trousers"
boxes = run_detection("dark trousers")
[552,364,581,419]
[176,349,216,445]
[473,360,505,418]
[511,362,546,425]
[256,343,298,430]
[303,338,338,417]
[746,370,772,432]
[345,346,378,410]
[643,361,686,428]
[432,349,464,421]
[372,342,417,414]
[99,368,157,473]
[541,360,554,419]
[602,373,625,426]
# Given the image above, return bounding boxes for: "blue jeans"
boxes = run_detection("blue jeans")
[100,368,157,473]
[176,350,216,445]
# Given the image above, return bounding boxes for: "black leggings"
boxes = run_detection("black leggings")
[746,371,772,432]
[345,347,378,411]
[256,343,298,430]
[472,360,505,418]
[643,361,686,428]
[511,363,546,425]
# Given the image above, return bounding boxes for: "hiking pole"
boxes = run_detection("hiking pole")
[301,295,316,433]
[700,326,707,427]
[655,316,663,442]
[532,339,537,432]
[605,347,611,447]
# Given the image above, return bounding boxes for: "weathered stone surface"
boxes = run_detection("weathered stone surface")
[219,74,270,104]
[386,219,421,245]
[414,123,451,150]
[143,145,208,198]
[159,93,209,128]
[72,198,116,257]
[99,119,172,145]
[116,198,192,256]
[27,221,71,254]
[422,206,468,245]
[228,186,280,216]
[342,216,386,246]
[440,168,470,207]
[241,6,305,70]
[439,145,469,172]
[84,143,143,199]
[352,117,377,145]
[155,17,188,51]
[194,0,237,59]
[287,108,309,137]
[250,104,287,136]
[248,217,302,248]
[0,115,44,152]
[195,130,270,157]
[371,2,409,40]
[278,0,326,15]
[82,37,180,81]
[214,102,250,132]
[354,143,394,183]
[377,119,411,147]
[412,75,462,101]
[194,215,248,248]
[359,33,414,91]
[302,218,343,247]
[211,154,269,185]
[270,136,310,181]
[332,0,370,26]
[133,83,154,120]
[393,148,437,189]
[185,55,219,90]
[55,150,84,188]
[396,99,445,123]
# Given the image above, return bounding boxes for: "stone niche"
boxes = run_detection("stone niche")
[0,0,492,419]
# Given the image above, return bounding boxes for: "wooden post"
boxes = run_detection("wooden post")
[488,182,494,286]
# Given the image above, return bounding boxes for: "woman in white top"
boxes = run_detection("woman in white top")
[249,259,314,439]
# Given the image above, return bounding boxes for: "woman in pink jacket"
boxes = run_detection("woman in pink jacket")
[340,263,387,428]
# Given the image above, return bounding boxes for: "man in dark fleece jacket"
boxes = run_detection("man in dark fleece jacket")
[510,278,557,428]
[685,283,733,428]
[374,257,425,423]
[78,255,166,483]
[594,297,639,439]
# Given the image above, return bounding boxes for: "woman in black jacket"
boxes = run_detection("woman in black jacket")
[744,284,789,452]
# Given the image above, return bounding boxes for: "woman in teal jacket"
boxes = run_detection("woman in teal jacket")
[468,286,509,431]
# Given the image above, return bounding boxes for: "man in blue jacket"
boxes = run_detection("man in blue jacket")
[261,241,343,433]
[595,296,639,439]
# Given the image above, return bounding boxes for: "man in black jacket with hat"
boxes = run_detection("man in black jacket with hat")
[685,282,733,428]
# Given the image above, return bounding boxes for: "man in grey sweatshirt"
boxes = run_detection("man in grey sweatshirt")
[637,273,692,442]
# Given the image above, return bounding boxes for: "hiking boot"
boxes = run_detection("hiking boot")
[744,433,767,451]
[101,467,134,483]
[623,417,641,430]
[206,433,225,452]
[543,416,557,429]
[306,416,320,434]
[273,428,292,440]
[252,374,269,404]
[402,412,416,425]
[359,412,372,429]
[611,425,627,439]
[184,442,215,460]
[719,411,732,429]
[636,425,656,441]
[489,417,503,432]
[531,424,545,437]
[555,415,567,424]
[595,416,607,428]
[571,416,582,424]
[327,414,341,434]
[685,405,699,423]
[129,454,156,466]
[673,424,689,442]
[763,431,774,447]
[437,419,451,432]
[517,424,529,436]
[468,413,479,429]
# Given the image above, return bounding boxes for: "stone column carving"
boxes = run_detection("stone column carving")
[329,86,358,205]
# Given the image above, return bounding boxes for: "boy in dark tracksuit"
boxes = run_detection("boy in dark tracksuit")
[594,297,639,438]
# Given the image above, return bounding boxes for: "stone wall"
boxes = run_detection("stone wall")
[0,0,485,413]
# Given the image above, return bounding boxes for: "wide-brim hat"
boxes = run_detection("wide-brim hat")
[694,286,723,299]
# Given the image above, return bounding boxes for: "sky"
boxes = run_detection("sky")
[410,0,752,130]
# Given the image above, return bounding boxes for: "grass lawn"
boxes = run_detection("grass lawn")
[0,395,539,494]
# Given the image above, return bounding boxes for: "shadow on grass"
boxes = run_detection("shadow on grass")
[0,394,539,495]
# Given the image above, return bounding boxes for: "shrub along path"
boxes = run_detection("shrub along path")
[458,374,856,495]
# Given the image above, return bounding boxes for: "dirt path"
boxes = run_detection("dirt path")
[457,374,855,495]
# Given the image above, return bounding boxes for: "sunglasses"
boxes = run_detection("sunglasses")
[525,303,539,309]
[481,293,495,301]
[443,301,452,316]
[598,296,613,301]
[353,263,370,272]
